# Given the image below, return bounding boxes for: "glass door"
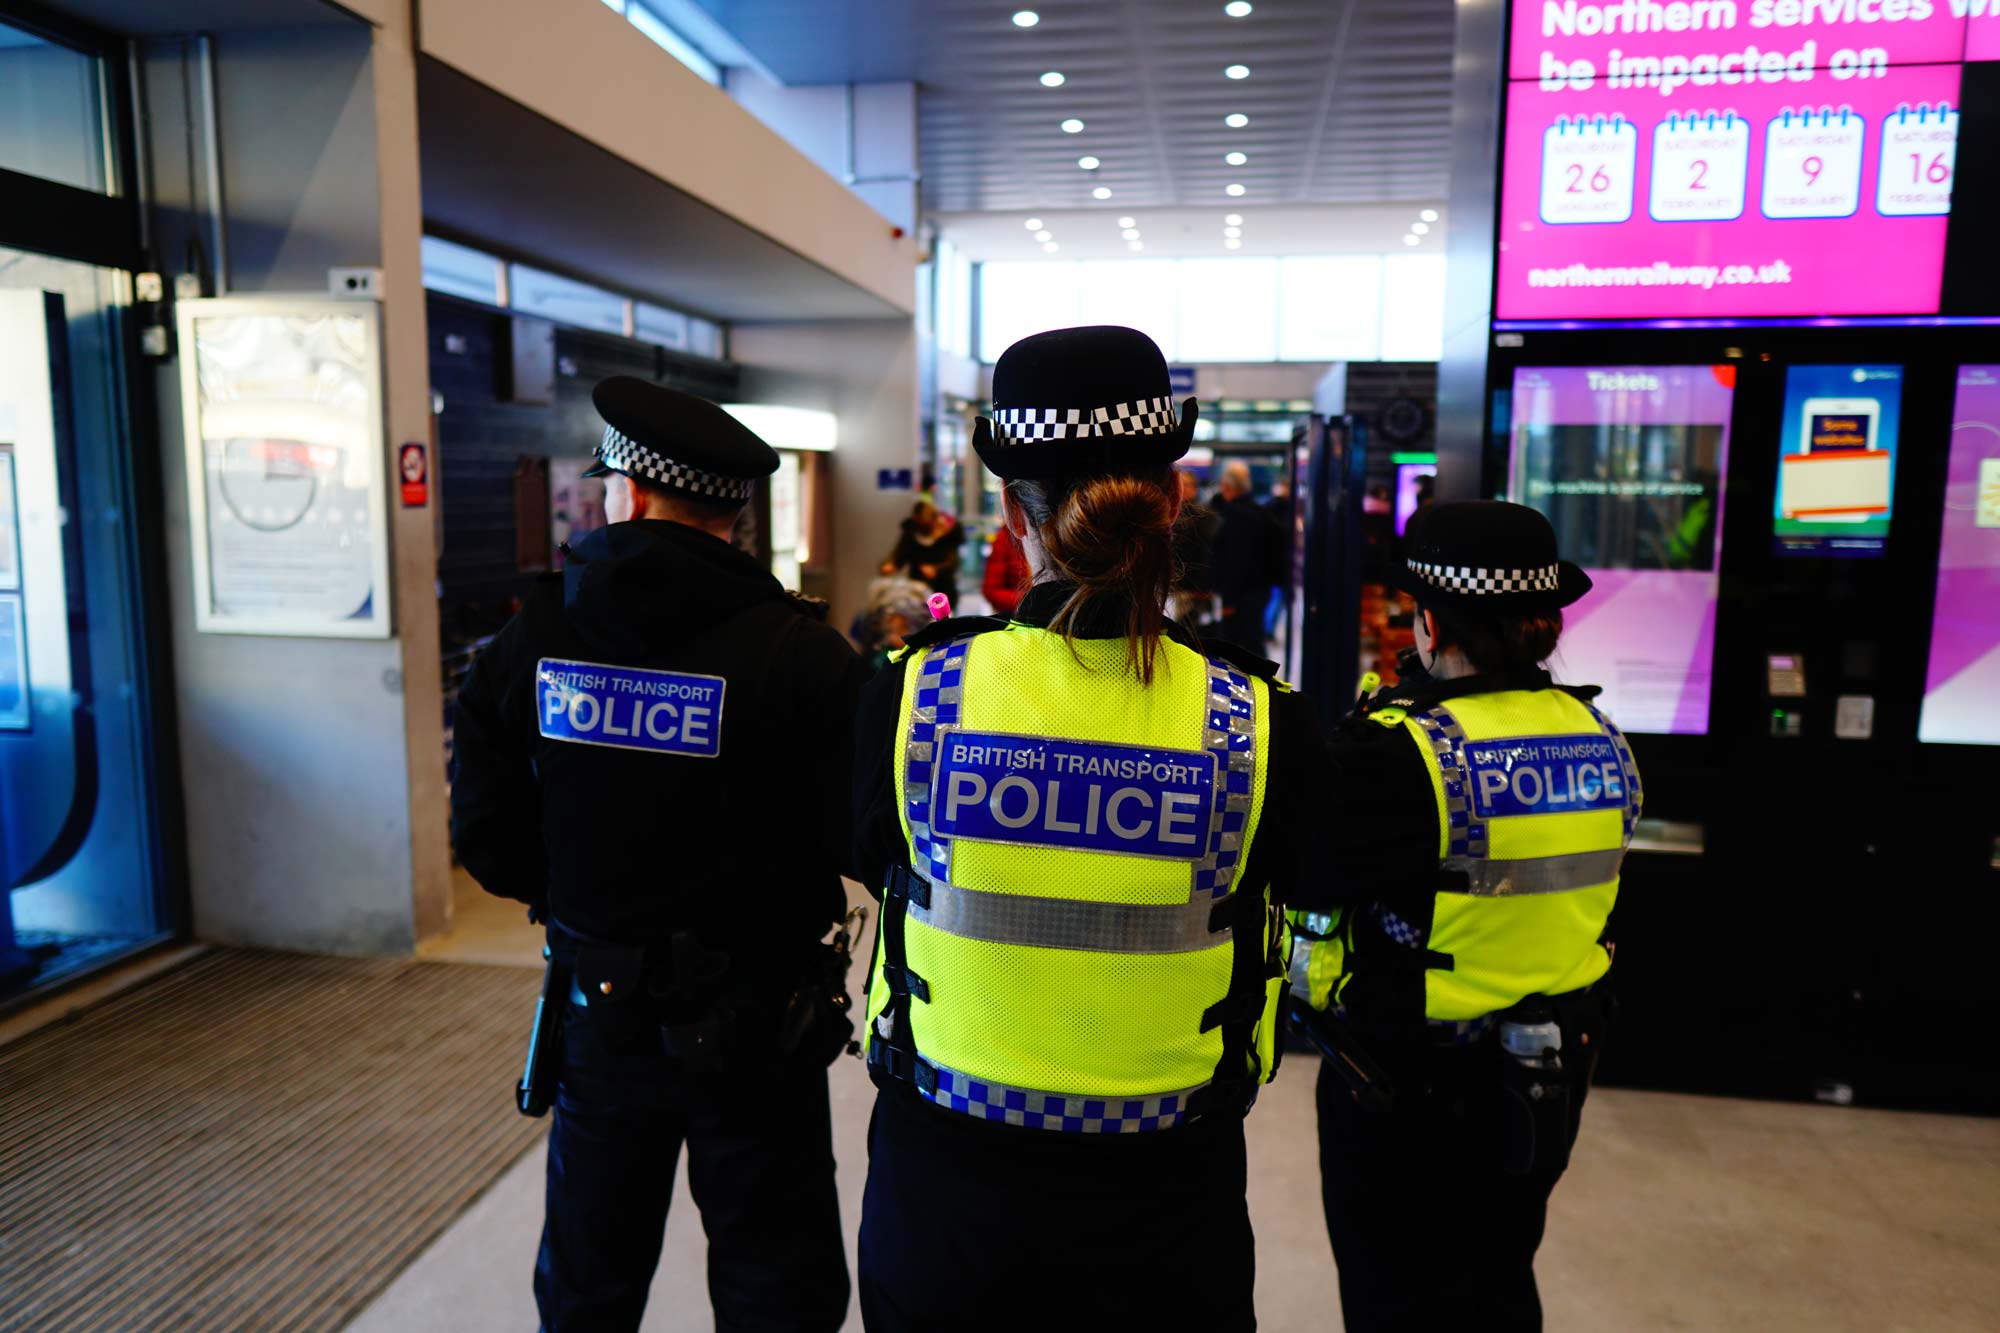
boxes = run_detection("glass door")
[1,7,176,1004]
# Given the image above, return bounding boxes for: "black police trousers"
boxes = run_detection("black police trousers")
[857,1086,1256,1332]
[1315,992,1604,1333]
[535,990,850,1333]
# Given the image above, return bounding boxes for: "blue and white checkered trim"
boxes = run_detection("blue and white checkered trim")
[1412,706,1487,861]
[988,395,1178,446]
[921,1060,1205,1133]
[1582,703,1644,845]
[1406,560,1560,597]
[594,423,754,501]
[1197,656,1257,900]
[1375,904,1425,948]
[904,637,973,887]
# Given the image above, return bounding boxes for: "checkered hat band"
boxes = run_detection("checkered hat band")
[596,424,753,501]
[988,395,1178,445]
[1407,559,1561,595]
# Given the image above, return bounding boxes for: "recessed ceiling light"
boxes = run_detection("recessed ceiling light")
[1225,1,1254,15]
[1403,234,1421,246]
[1092,186,1113,199]
[1420,208,1440,222]
[1024,217,1044,230]
[1225,183,1246,196]
[1035,230,1053,242]
[1225,64,1250,79]
[1224,238,1243,249]
[1224,225,1242,238]
[1122,228,1141,240]
[1224,213,1244,226]
[1012,9,1039,25]
[1040,71,1065,87]
[1129,240,1145,251]
[1224,113,1249,128]
[1044,241,1060,252]
[1411,221,1430,235]
[1225,151,1247,166]
[1117,216,1137,228]
[1078,155,1101,170]
[1061,118,1085,133]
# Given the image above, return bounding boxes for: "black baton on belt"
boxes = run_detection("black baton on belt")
[1288,997,1396,1112]
[517,946,571,1117]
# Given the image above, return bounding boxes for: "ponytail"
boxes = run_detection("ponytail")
[1006,466,1177,684]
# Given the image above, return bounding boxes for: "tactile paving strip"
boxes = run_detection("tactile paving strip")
[0,949,546,1332]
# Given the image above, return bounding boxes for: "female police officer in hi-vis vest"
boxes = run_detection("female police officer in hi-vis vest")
[850,326,1325,1331]
[1290,499,1642,1331]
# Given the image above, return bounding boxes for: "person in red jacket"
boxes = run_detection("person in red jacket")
[981,521,1032,616]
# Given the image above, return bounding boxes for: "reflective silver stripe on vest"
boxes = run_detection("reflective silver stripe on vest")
[912,880,1223,953]
[921,1057,1209,1134]
[1440,847,1630,897]
[902,646,1257,955]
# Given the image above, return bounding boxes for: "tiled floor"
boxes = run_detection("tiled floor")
[360,873,2000,1332]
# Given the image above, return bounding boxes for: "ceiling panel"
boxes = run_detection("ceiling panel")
[686,0,1457,213]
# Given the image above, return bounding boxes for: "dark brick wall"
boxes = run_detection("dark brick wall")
[428,293,738,643]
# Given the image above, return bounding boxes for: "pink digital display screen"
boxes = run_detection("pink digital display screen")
[1918,365,2000,745]
[1498,3,1972,320]
[1510,364,1735,733]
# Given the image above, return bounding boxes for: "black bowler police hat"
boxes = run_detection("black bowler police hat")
[1392,500,1593,614]
[973,325,1197,481]
[583,376,778,503]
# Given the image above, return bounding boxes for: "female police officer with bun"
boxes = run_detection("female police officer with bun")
[850,326,1326,1331]
[1289,499,1643,1331]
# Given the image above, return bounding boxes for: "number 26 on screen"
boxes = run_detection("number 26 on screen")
[1540,116,1637,225]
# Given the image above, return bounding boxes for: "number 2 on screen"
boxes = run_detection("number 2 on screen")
[1650,113,1748,223]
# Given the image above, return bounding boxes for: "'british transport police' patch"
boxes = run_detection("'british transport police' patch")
[929,729,1217,860]
[536,658,725,758]
[1463,733,1626,820]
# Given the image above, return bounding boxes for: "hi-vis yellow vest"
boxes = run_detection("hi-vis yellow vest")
[1294,688,1642,1023]
[865,625,1287,1133]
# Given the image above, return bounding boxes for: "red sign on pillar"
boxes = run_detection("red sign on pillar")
[399,442,429,507]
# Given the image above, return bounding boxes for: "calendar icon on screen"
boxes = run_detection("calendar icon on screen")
[1762,107,1864,220]
[1541,116,1638,225]
[1878,102,1957,217]
[1649,111,1750,222]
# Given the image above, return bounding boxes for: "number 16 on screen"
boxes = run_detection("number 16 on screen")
[1541,116,1637,225]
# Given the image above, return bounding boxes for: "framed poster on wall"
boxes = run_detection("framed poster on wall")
[176,296,392,638]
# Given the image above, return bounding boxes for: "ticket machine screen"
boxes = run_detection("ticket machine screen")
[1510,364,1734,734]
[1919,365,2000,745]
[1772,364,1903,557]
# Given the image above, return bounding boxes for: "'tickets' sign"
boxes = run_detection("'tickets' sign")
[1496,0,1985,320]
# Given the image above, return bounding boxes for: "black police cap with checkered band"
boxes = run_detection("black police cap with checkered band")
[973,325,1197,481]
[1390,500,1593,614]
[583,376,778,503]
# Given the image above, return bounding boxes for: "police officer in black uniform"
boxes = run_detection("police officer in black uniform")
[451,377,864,1333]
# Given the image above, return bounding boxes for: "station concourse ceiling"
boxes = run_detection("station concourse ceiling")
[680,0,1457,213]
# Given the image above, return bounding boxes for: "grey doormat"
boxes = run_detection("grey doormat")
[0,948,549,1332]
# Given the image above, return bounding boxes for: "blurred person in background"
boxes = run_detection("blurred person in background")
[981,520,1032,617]
[1209,460,1285,657]
[1171,467,1220,631]
[881,497,965,605]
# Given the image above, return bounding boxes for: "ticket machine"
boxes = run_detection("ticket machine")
[1434,5,2000,1109]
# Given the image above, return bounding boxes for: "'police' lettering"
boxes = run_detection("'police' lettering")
[929,729,1217,861]
[535,658,725,759]
[1462,733,1627,820]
